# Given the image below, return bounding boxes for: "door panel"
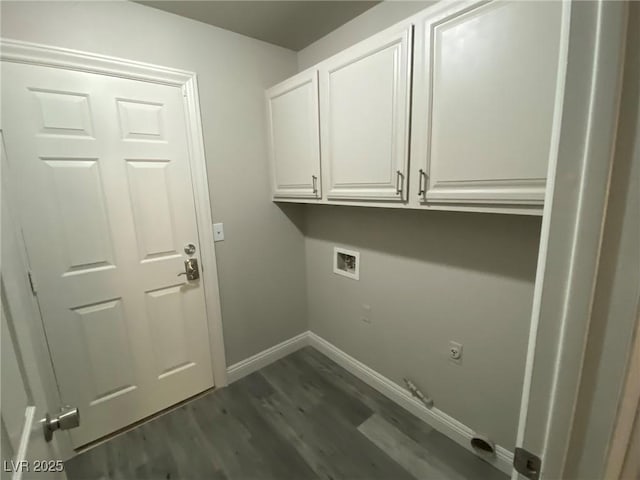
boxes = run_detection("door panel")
[74,299,137,406]
[116,99,164,140]
[320,25,412,201]
[266,70,321,199]
[146,285,193,378]
[2,62,214,447]
[32,89,93,136]
[46,158,115,271]
[125,160,179,260]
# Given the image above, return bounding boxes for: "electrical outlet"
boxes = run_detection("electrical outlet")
[360,304,372,324]
[449,341,463,364]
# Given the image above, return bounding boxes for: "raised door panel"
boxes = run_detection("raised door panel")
[321,26,412,201]
[145,285,194,380]
[43,158,115,274]
[73,299,137,406]
[413,1,563,206]
[267,70,321,199]
[125,159,179,262]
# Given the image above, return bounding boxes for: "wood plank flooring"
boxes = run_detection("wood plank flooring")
[65,347,507,480]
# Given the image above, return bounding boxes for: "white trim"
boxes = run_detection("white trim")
[226,332,310,384]
[1,39,191,85]
[514,2,628,478]
[0,38,228,387]
[181,75,229,387]
[514,0,572,458]
[12,407,36,480]
[306,332,514,475]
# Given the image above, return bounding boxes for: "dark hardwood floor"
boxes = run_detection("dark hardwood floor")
[66,347,507,480]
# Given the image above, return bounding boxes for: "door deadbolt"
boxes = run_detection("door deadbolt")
[43,406,80,442]
[184,243,196,256]
[178,258,200,281]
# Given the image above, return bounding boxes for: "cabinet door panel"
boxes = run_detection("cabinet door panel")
[413,1,564,205]
[267,70,321,199]
[321,26,412,201]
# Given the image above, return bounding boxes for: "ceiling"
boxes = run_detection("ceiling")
[137,1,380,51]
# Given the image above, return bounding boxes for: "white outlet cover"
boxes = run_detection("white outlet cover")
[213,222,224,242]
[361,304,372,323]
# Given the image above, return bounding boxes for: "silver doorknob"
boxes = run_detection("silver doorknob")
[184,243,197,256]
[43,406,80,442]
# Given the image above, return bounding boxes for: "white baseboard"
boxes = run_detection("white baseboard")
[307,332,514,475]
[226,331,309,384]
[226,330,514,474]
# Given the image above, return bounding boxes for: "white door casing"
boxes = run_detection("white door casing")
[514,1,628,478]
[1,40,227,448]
[320,24,412,202]
[266,69,321,199]
[411,0,563,207]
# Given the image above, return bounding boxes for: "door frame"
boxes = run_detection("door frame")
[514,1,630,479]
[0,38,229,443]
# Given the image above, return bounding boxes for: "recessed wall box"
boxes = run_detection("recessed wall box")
[333,247,360,280]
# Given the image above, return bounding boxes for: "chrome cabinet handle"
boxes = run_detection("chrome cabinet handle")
[312,175,318,196]
[418,169,427,197]
[396,170,404,197]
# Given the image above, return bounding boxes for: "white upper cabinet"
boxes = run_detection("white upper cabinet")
[320,25,413,202]
[266,70,321,199]
[411,1,564,207]
[265,1,567,214]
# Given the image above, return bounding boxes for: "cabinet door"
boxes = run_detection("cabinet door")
[266,70,321,199]
[412,1,564,206]
[320,25,412,201]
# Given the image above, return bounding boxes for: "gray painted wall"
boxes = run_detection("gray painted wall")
[297,1,435,69]
[304,206,540,448]
[1,1,306,367]
[297,1,541,448]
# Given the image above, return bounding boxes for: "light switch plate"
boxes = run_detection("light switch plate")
[213,223,224,242]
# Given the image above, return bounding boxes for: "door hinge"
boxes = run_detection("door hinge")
[27,271,37,295]
[514,447,541,480]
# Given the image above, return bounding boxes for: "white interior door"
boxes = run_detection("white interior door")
[2,133,66,479]
[320,25,412,201]
[2,61,215,448]
[266,69,321,199]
